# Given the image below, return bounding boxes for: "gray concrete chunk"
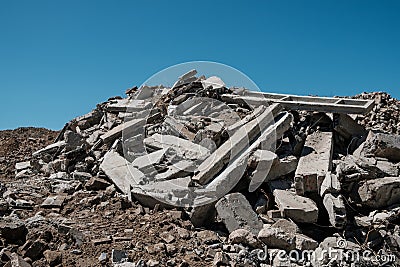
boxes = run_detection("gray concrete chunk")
[100,151,145,196]
[144,134,210,161]
[358,177,400,208]
[100,119,144,144]
[355,132,400,162]
[215,193,263,236]
[273,189,319,223]
[295,131,333,195]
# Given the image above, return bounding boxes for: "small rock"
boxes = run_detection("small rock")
[228,229,260,248]
[43,250,62,266]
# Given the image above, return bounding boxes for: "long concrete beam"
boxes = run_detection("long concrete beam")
[221,91,374,114]
[192,104,282,185]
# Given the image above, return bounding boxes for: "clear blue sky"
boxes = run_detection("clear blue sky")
[1,0,399,130]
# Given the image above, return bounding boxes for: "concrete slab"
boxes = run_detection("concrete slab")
[100,119,144,144]
[273,189,319,223]
[295,131,333,195]
[215,193,263,236]
[358,177,400,208]
[144,134,210,161]
[100,151,145,196]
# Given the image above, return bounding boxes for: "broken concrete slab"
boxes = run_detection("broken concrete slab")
[355,131,400,162]
[334,113,367,140]
[294,131,333,195]
[153,160,195,181]
[358,177,400,208]
[41,195,66,209]
[32,141,66,157]
[215,193,263,236]
[266,155,299,181]
[132,148,169,172]
[193,104,282,185]
[144,134,210,161]
[257,223,318,251]
[15,161,31,171]
[323,193,347,229]
[273,189,319,223]
[100,151,146,196]
[248,150,279,192]
[164,116,195,141]
[100,119,144,144]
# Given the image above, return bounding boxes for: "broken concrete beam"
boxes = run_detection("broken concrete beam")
[193,104,282,185]
[106,99,151,113]
[294,131,333,195]
[227,105,268,133]
[164,116,195,141]
[273,189,319,223]
[100,119,144,144]
[32,141,66,157]
[358,177,400,209]
[205,112,293,197]
[144,134,210,161]
[100,151,146,196]
[132,148,169,173]
[333,113,367,140]
[248,150,279,192]
[265,156,298,181]
[222,91,374,114]
[215,193,263,236]
[323,194,347,229]
[354,131,400,162]
[153,160,195,181]
[131,177,193,208]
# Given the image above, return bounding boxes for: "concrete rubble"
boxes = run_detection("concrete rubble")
[1,71,400,266]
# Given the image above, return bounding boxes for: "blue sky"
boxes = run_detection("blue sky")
[1,0,399,130]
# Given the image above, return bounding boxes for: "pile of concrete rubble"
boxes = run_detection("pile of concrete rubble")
[2,70,400,266]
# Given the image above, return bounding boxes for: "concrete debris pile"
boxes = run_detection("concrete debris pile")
[1,70,400,266]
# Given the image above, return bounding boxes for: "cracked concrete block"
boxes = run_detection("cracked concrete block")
[355,131,400,162]
[248,150,279,192]
[295,131,333,195]
[273,189,318,223]
[215,193,263,236]
[100,151,145,196]
[132,148,169,172]
[100,119,144,144]
[358,177,400,208]
[144,134,210,161]
[257,222,317,251]
[323,193,347,229]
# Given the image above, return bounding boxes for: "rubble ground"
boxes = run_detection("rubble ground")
[1,70,400,267]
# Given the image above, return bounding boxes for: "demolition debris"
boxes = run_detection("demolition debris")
[1,70,400,266]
